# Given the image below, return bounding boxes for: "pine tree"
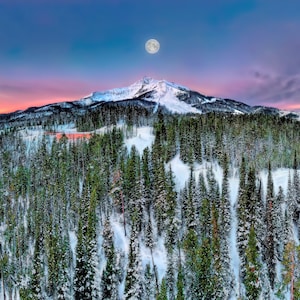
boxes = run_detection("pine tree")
[211,203,223,299]
[157,278,168,300]
[219,154,233,296]
[166,249,175,299]
[165,166,178,249]
[124,145,142,224]
[185,168,197,230]
[220,154,231,237]
[287,171,296,217]
[199,198,211,240]
[74,218,89,300]
[176,261,184,300]
[195,237,213,299]
[143,264,155,300]
[125,223,142,300]
[56,233,71,300]
[46,219,60,298]
[142,146,153,214]
[244,226,261,300]
[144,216,155,249]
[237,162,259,278]
[196,172,207,221]
[281,240,297,299]
[292,152,300,237]
[237,158,248,267]
[264,162,276,289]
[101,219,118,300]
[86,187,100,299]
[152,156,167,236]
[30,230,44,300]
[274,186,285,260]
[254,179,265,252]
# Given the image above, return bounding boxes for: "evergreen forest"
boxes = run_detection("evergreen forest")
[1,108,300,299]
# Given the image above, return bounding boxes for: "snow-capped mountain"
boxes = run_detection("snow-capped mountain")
[1,77,299,124]
[88,77,199,114]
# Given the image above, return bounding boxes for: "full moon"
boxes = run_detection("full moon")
[145,39,160,54]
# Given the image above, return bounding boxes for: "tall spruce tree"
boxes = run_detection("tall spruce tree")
[74,218,89,300]
[244,225,261,300]
[219,154,233,296]
[125,222,142,300]
[101,219,118,300]
[237,157,249,275]
[264,162,276,289]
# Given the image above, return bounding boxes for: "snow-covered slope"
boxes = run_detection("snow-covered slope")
[90,77,187,102]
[89,77,199,114]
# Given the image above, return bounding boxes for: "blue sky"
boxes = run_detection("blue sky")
[1,0,300,112]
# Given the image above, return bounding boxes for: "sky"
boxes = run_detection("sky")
[1,0,300,113]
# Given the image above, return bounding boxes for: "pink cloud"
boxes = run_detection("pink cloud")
[0,77,101,113]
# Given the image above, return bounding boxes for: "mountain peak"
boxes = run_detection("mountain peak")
[88,77,198,114]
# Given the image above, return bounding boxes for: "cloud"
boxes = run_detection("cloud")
[244,70,300,110]
[0,78,97,113]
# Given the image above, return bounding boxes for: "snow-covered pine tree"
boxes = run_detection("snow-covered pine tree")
[211,202,223,299]
[101,219,118,300]
[176,258,184,300]
[30,228,45,300]
[165,166,178,249]
[292,152,300,237]
[219,154,234,297]
[124,222,142,300]
[86,187,100,299]
[152,152,167,236]
[237,157,248,274]
[274,186,285,260]
[281,240,297,299]
[166,249,176,299]
[157,277,168,300]
[142,146,153,215]
[264,162,276,289]
[196,172,207,219]
[73,217,89,300]
[143,264,155,300]
[45,218,60,298]
[183,167,197,231]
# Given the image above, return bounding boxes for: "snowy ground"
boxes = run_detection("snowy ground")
[259,168,290,197]
[124,126,155,154]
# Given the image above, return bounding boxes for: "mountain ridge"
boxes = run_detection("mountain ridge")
[1,77,299,124]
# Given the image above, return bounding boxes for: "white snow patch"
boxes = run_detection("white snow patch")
[166,155,190,190]
[152,238,167,282]
[111,218,129,254]
[229,176,240,298]
[140,237,167,282]
[158,89,200,114]
[53,123,77,132]
[259,168,291,197]
[201,97,218,104]
[167,155,224,191]
[69,231,77,262]
[124,126,155,154]
[233,109,244,115]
